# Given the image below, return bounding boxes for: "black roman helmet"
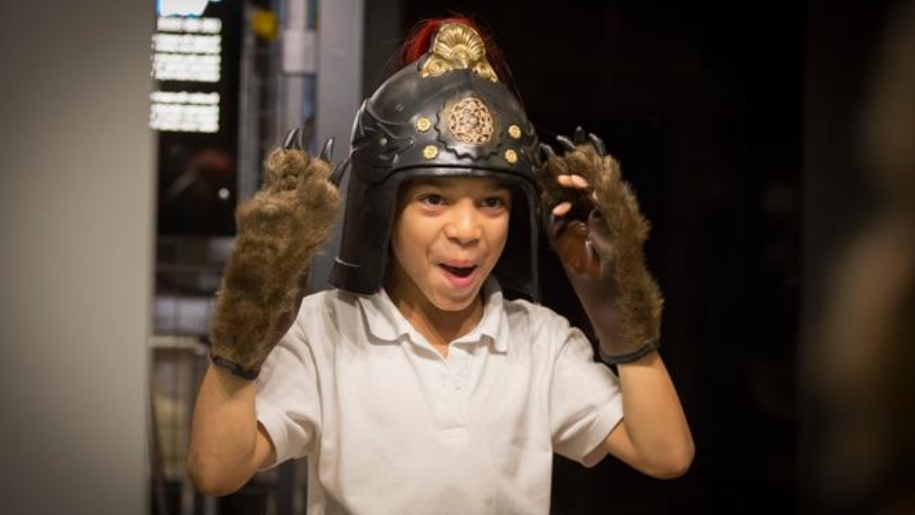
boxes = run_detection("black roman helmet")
[329,19,542,300]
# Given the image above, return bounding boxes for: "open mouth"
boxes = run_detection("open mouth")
[440,264,477,278]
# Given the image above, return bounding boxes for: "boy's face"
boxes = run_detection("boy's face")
[388,176,511,312]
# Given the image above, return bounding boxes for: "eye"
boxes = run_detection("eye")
[481,195,510,211]
[418,193,445,206]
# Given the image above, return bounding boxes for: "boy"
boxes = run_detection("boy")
[188,18,693,515]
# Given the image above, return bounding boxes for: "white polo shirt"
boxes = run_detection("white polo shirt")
[255,278,623,515]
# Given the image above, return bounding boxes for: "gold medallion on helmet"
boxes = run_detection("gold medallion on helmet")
[422,145,439,159]
[415,117,432,133]
[448,97,494,145]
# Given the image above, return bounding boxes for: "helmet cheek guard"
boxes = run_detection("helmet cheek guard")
[329,21,542,301]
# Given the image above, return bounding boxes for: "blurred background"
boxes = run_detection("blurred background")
[2,0,913,514]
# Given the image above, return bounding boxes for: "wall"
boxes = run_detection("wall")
[0,2,154,514]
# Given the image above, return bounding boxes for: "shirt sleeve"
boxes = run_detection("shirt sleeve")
[254,317,322,468]
[547,314,624,467]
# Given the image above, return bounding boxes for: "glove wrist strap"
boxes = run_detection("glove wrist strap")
[597,340,661,365]
[211,353,260,381]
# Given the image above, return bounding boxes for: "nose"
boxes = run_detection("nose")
[443,201,482,245]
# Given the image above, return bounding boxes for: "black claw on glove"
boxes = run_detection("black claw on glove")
[318,137,335,162]
[283,126,304,151]
[283,126,348,187]
[329,157,350,187]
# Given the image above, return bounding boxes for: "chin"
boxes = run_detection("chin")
[429,288,482,312]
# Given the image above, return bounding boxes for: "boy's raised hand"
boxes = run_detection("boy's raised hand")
[540,128,663,364]
[209,129,342,378]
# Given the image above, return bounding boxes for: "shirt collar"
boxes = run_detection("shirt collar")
[357,276,510,353]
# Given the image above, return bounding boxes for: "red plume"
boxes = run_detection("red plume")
[400,15,510,83]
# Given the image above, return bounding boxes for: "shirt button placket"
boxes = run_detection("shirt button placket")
[451,347,467,391]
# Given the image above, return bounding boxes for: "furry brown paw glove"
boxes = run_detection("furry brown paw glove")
[209,132,342,377]
[540,127,663,364]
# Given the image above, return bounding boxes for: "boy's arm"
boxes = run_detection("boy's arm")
[187,134,341,495]
[586,353,693,478]
[541,129,693,478]
[187,365,277,496]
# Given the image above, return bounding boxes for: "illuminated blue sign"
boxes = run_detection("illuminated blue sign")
[157,0,222,17]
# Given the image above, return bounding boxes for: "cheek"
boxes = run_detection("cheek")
[489,217,510,254]
[397,226,435,256]
[391,217,435,268]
